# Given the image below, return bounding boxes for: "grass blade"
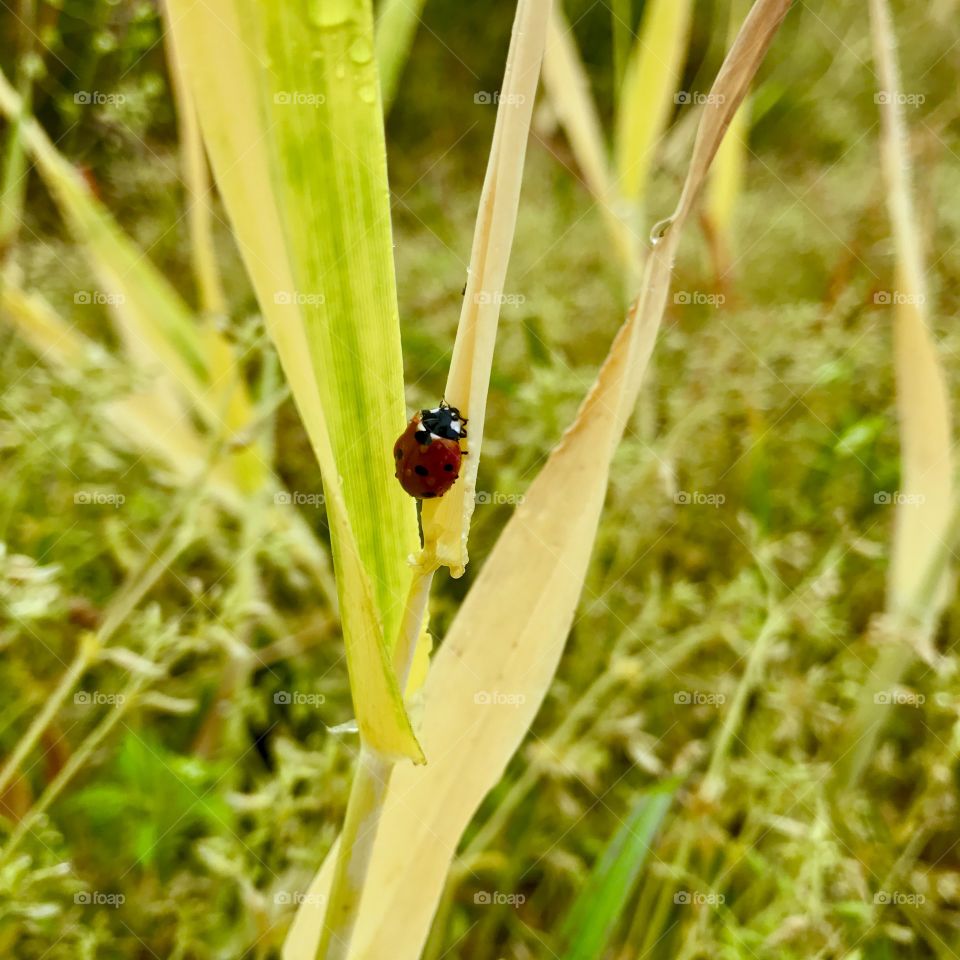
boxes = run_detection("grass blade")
[558,784,675,960]
[836,0,955,790]
[542,6,635,270]
[614,0,693,208]
[375,0,427,112]
[419,0,551,576]
[166,0,422,760]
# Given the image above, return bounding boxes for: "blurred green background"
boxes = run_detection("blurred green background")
[1,1,959,958]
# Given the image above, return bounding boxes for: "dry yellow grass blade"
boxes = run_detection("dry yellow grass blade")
[614,0,693,207]
[541,6,634,268]
[284,3,791,957]
[869,0,954,634]
[835,0,955,792]
[420,0,551,577]
[1,276,336,600]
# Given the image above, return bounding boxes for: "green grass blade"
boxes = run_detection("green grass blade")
[167,0,422,760]
[559,784,676,960]
[375,0,427,111]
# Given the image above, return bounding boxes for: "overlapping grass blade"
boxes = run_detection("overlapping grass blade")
[419,0,551,576]
[0,70,221,424]
[375,0,427,112]
[542,6,634,268]
[837,0,955,789]
[166,0,421,760]
[614,0,693,208]
[284,3,791,956]
[559,784,675,960]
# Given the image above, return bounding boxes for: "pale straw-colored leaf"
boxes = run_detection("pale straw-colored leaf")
[284,3,791,956]
[419,0,551,577]
[869,0,954,635]
[541,5,635,269]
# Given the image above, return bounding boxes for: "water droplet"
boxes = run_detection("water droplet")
[650,217,674,245]
[349,38,372,64]
[359,85,376,104]
[310,0,351,27]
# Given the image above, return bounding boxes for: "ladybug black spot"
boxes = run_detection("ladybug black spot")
[414,465,429,476]
[394,449,403,459]
[443,463,454,472]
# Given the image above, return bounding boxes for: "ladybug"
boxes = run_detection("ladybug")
[393,402,467,499]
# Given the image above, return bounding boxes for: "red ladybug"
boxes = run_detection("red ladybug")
[393,402,467,499]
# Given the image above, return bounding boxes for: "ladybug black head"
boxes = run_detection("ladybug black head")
[418,402,466,442]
